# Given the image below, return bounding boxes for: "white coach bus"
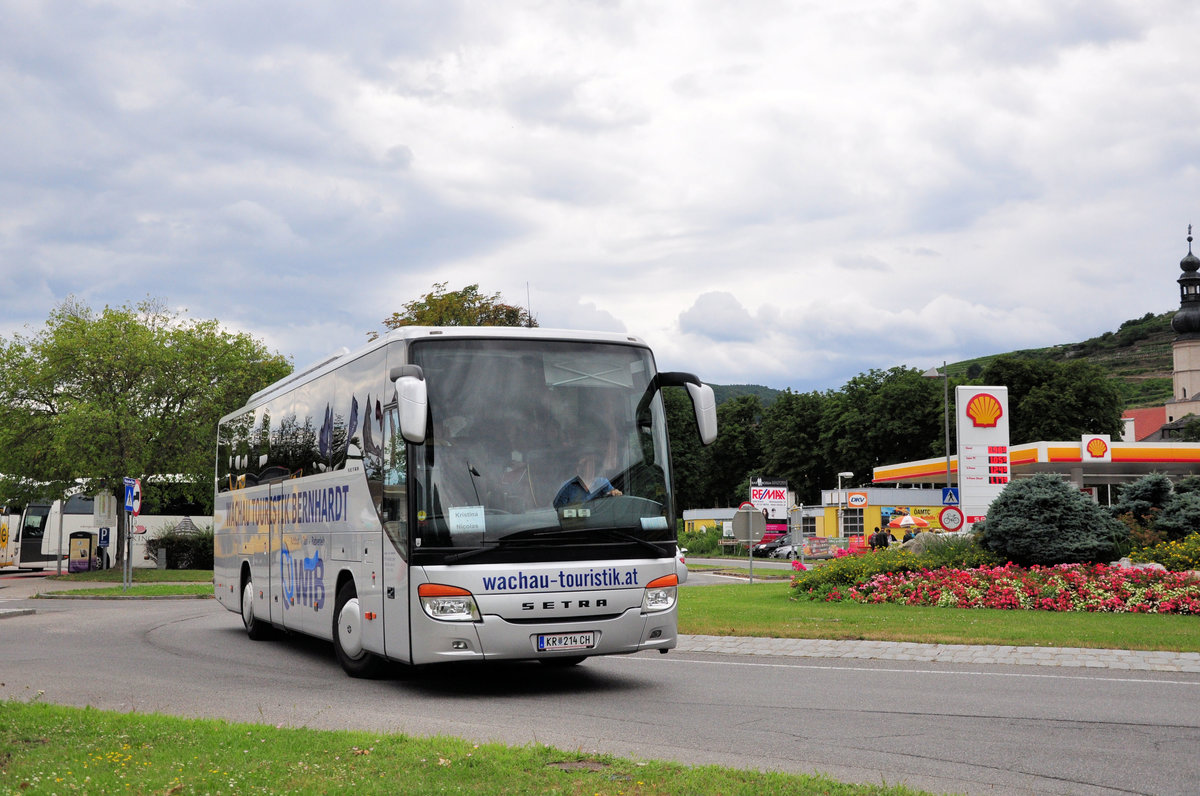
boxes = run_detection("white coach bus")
[213,327,717,676]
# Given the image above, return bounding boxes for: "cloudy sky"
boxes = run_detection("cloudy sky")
[3,1,1197,392]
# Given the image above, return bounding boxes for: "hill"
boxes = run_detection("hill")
[711,311,1176,411]
[951,311,1174,409]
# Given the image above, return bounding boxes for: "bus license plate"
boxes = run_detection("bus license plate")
[537,632,595,652]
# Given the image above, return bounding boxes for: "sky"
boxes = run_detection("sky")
[2,0,1197,393]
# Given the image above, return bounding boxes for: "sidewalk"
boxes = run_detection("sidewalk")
[677,634,1200,672]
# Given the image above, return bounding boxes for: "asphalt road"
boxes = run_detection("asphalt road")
[2,586,1199,795]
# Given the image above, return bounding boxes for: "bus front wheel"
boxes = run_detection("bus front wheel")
[333,582,385,678]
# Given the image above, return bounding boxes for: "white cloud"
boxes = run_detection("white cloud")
[1,0,1197,393]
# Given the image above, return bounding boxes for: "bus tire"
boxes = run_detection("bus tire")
[333,581,385,678]
[242,577,272,640]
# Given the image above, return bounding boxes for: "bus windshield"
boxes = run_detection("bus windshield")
[408,338,673,564]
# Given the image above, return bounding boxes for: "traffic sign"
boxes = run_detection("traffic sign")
[942,487,960,506]
[124,482,135,512]
[131,479,142,517]
[939,505,965,532]
[98,527,110,548]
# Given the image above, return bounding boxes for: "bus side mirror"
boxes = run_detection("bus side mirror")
[686,382,718,445]
[391,365,428,444]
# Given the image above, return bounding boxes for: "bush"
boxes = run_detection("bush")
[977,474,1127,566]
[1153,492,1200,542]
[146,525,213,570]
[790,534,1001,598]
[679,524,723,556]
[1130,533,1200,571]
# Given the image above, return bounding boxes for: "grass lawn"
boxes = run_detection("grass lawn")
[46,568,212,583]
[1,701,927,796]
[679,581,1200,652]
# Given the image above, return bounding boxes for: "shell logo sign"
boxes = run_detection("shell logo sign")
[1083,434,1112,463]
[965,393,1004,428]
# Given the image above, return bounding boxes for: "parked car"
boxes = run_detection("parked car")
[752,536,789,557]
[770,543,799,559]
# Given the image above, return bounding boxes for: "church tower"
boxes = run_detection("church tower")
[1169,225,1200,422]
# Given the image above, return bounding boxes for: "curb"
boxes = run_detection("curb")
[677,634,1200,672]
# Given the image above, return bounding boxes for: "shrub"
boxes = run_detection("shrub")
[679,524,723,556]
[146,525,214,570]
[1153,492,1200,542]
[1130,533,1200,571]
[977,474,1128,566]
[790,534,1001,598]
[1109,473,1173,525]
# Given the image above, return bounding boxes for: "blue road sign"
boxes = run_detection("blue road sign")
[98,527,110,548]
[124,483,135,512]
[942,487,960,506]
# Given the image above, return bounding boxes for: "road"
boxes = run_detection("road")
[2,585,1199,795]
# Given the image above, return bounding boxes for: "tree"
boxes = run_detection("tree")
[704,395,763,506]
[759,389,826,504]
[976,357,1124,443]
[819,367,942,479]
[0,297,290,560]
[976,474,1127,566]
[663,387,711,512]
[373,282,536,335]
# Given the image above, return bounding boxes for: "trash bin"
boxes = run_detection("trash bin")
[69,531,94,573]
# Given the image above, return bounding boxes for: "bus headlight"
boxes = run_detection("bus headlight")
[642,574,678,613]
[418,583,481,622]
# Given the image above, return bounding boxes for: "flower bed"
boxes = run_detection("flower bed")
[800,562,1200,614]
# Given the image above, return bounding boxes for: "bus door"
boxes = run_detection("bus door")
[268,480,287,629]
[380,403,411,663]
[18,504,54,568]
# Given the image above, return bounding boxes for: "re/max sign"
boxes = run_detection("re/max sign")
[751,488,786,501]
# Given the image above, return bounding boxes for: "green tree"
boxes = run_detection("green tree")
[0,297,290,560]
[705,395,763,506]
[977,357,1124,443]
[977,473,1127,566]
[373,282,536,335]
[759,389,826,504]
[819,367,942,478]
[663,387,711,512]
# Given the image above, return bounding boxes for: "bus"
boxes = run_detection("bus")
[0,495,211,571]
[213,326,717,676]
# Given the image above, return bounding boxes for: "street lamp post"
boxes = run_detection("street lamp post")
[923,362,952,487]
[836,471,853,538]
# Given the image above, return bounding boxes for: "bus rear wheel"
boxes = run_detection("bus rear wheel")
[333,581,385,678]
[242,577,272,640]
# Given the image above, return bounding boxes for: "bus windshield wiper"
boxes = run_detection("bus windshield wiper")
[500,526,667,557]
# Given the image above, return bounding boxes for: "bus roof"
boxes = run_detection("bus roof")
[236,327,651,417]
